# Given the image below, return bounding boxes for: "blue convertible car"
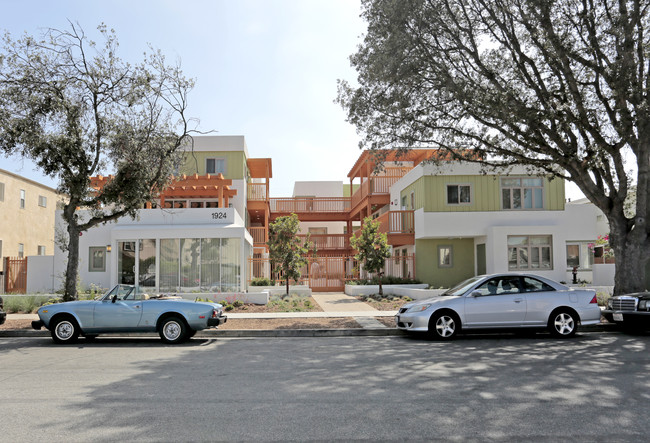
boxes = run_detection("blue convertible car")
[32,284,227,344]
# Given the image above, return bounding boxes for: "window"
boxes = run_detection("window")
[206,158,226,175]
[18,243,24,258]
[508,235,552,270]
[20,189,25,209]
[438,245,453,268]
[38,195,47,207]
[566,242,594,270]
[521,276,555,293]
[0,182,5,201]
[37,245,46,256]
[475,276,522,296]
[501,178,544,210]
[89,247,106,272]
[446,184,471,205]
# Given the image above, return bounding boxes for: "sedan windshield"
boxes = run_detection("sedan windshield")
[442,276,484,296]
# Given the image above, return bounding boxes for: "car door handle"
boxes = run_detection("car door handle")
[514,298,524,303]
[135,305,140,309]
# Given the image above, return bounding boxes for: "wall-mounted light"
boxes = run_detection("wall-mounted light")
[106,245,112,253]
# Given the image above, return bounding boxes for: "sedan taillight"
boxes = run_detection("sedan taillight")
[589,295,598,304]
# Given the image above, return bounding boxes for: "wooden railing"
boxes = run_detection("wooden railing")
[248,227,267,245]
[248,183,268,201]
[270,198,351,213]
[350,170,411,208]
[376,210,415,234]
[299,234,350,250]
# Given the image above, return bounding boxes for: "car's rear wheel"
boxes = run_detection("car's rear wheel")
[51,317,80,344]
[548,309,577,338]
[429,311,460,340]
[159,317,187,344]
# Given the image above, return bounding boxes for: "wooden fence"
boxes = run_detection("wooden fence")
[4,257,27,293]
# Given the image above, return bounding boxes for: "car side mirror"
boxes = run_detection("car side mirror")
[470,290,483,297]
[112,295,118,304]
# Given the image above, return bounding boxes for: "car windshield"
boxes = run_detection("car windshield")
[100,284,141,301]
[442,276,484,296]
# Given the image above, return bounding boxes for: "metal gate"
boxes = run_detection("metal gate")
[4,257,27,293]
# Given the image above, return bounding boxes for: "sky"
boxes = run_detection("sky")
[0,0,585,200]
[0,0,367,198]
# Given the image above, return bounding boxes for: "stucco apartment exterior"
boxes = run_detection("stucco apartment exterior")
[0,168,62,260]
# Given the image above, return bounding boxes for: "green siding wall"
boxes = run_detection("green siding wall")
[416,238,475,288]
[401,175,565,212]
[179,151,247,180]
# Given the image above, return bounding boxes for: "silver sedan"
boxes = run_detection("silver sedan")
[395,273,601,339]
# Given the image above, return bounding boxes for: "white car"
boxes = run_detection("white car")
[395,274,601,339]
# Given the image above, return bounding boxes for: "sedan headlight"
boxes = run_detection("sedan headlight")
[607,299,613,309]
[639,300,649,311]
[407,304,432,313]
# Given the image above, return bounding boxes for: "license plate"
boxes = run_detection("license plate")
[613,313,623,322]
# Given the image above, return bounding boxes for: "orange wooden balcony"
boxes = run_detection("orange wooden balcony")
[376,210,415,247]
[248,183,268,201]
[270,197,351,221]
[350,168,411,216]
[249,227,268,247]
[298,234,351,251]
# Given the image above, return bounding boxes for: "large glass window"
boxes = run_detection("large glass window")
[201,238,221,291]
[139,239,156,288]
[438,245,453,268]
[221,238,241,292]
[160,239,180,292]
[181,238,201,291]
[508,235,552,270]
[502,178,544,210]
[118,241,136,284]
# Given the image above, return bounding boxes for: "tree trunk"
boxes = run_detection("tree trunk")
[64,222,80,301]
[285,277,290,297]
[378,272,384,296]
[609,214,649,295]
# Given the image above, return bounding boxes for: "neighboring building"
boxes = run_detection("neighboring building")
[0,169,62,260]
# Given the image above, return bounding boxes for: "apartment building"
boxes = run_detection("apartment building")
[0,168,62,260]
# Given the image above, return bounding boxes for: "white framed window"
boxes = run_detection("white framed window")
[508,235,552,270]
[20,189,25,209]
[89,247,106,272]
[501,178,544,210]
[438,245,453,268]
[206,158,226,175]
[38,195,47,207]
[37,245,46,256]
[566,242,594,270]
[18,243,24,258]
[446,184,471,205]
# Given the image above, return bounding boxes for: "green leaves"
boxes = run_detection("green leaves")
[268,214,314,293]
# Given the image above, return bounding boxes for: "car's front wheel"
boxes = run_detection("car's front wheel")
[548,309,578,338]
[159,317,188,344]
[429,311,460,340]
[51,317,80,344]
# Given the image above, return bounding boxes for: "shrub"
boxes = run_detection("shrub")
[232,300,244,308]
[251,277,273,286]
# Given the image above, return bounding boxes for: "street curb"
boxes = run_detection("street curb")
[0,323,618,338]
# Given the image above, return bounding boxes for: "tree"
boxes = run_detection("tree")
[267,214,314,296]
[0,23,195,300]
[350,217,391,295]
[338,0,650,294]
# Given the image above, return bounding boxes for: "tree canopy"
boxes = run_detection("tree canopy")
[0,23,196,299]
[338,0,650,293]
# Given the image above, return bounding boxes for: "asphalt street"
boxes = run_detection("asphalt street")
[1,332,648,442]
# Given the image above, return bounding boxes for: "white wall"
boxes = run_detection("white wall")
[26,255,57,293]
[293,181,343,197]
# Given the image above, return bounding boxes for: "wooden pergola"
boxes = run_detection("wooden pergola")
[90,173,237,208]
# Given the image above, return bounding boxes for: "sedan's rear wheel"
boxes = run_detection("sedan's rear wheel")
[51,317,79,344]
[548,310,577,338]
[159,317,187,344]
[429,311,459,340]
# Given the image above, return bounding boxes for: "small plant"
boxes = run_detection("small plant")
[233,300,244,308]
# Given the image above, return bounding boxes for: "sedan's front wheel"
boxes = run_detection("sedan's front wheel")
[51,317,80,344]
[159,317,187,344]
[548,310,577,338]
[429,311,459,340]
